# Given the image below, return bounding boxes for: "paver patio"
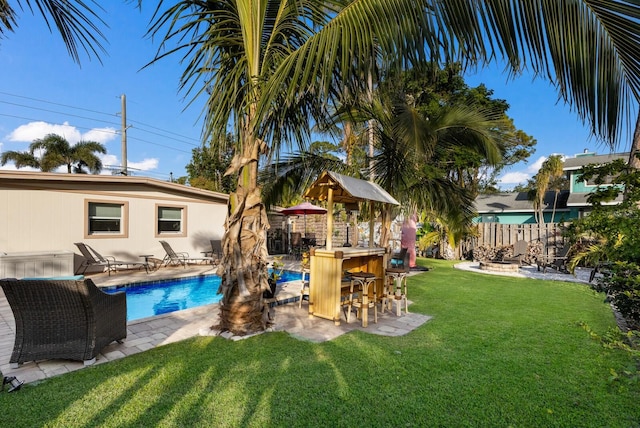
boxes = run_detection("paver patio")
[0,260,431,385]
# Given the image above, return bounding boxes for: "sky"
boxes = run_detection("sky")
[0,3,636,188]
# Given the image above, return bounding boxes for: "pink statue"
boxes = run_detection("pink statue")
[400,215,417,268]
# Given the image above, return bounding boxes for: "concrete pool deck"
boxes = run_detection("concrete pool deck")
[0,260,431,385]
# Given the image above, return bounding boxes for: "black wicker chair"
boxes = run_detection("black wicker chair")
[0,278,127,367]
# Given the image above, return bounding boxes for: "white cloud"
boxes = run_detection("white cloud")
[96,154,159,175]
[129,158,159,171]
[98,154,121,175]
[527,155,547,173]
[499,171,531,185]
[82,128,119,144]
[7,121,81,143]
[5,121,117,145]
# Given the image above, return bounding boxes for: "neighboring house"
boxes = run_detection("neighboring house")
[0,170,228,275]
[475,151,627,225]
[563,151,627,212]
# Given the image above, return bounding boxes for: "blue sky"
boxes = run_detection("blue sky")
[0,3,635,188]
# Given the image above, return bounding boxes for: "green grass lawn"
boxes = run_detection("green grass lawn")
[2,259,639,427]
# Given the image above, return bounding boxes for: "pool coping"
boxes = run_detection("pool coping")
[0,261,432,385]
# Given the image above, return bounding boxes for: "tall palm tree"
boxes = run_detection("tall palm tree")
[1,134,106,173]
[532,155,565,225]
[335,87,504,247]
[147,0,640,335]
[543,155,567,223]
[6,2,640,334]
[148,0,434,335]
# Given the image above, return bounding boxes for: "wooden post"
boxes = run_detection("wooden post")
[369,203,375,247]
[327,187,334,250]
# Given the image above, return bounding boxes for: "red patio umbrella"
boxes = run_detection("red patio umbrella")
[281,201,327,238]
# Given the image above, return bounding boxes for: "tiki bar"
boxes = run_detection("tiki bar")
[302,171,403,326]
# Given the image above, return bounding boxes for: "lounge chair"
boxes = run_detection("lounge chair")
[503,240,529,266]
[159,240,214,268]
[536,243,571,273]
[75,242,148,276]
[0,277,127,366]
[204,239,222,262]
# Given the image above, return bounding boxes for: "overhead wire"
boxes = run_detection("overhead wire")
[0,91,206,180]
[0,91,204,150]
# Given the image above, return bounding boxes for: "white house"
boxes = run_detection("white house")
[0,170,228,276]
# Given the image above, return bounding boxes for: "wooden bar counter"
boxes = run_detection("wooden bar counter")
[309,246,387,325]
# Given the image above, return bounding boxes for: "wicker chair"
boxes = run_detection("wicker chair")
[0,278,127,367]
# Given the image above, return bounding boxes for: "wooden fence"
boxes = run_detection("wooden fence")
[464,222,568,259]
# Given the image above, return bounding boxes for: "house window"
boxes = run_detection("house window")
[86,201,128,237]
[156,205,187,236]
[585,174,615,186]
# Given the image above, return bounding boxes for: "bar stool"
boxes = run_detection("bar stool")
[385,267,408,316]
[384,248,409,316]
[298,267,310,308]
[349,272,378,327]
[341,275,357,323]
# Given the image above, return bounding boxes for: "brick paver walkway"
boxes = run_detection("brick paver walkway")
[1,261,431,384]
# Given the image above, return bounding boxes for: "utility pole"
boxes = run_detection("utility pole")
[120,94,128,175]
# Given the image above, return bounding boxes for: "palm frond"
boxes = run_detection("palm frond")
[435,0,640,146]
[5,0,107,63]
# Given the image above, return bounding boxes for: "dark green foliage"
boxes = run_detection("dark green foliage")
[597,263,640,330]
[0,134,106,174]
[568,154,640,331]
[184,134,236,193]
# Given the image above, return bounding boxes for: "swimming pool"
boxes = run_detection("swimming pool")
[104,269,303,321]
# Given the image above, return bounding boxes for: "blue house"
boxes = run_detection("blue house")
[475,152,627,225]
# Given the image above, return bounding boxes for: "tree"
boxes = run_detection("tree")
[391,64,536,197]
[6,2,640,334]
[1,134,106,173]
[147,0,640,335]
[148,0,437,335]
[185,134,236,194]
[530,155,566,225]
[339,80,504,248]
[566,156,640,329]
[544,156,568,223]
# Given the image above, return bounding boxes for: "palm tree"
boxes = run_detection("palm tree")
[0,149,40,170]
[543,155,567,223]
[6,2,640,334]
[532,155,566,225]
[146,0,640,335]
[148,0,435,335]
[334,86,504,247]
[1,134,106,173]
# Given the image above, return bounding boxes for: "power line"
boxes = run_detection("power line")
[0,90,203,147]
[0,91,118,119]
[0,112,190,154]
[0,100,121,128]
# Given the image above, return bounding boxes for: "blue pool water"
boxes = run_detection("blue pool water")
[104,269,303,321]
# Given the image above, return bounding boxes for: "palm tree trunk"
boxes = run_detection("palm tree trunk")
[378,205,392,248]
[217,131,270,335]
[628,110,640,169]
